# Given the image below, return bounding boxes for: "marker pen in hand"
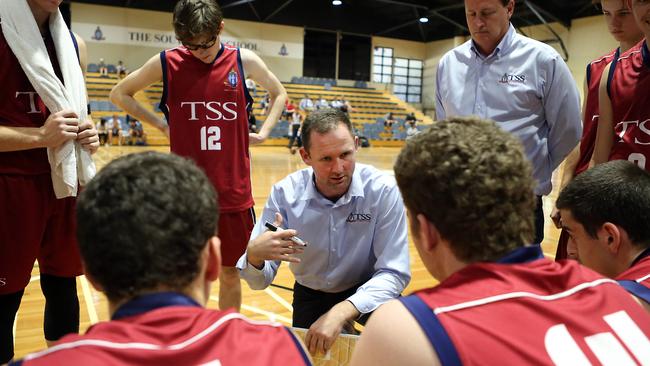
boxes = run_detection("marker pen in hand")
[264,222,308,247]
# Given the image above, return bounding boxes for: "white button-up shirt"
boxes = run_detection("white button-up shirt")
[237,163,411,314]
[436,24,581,195]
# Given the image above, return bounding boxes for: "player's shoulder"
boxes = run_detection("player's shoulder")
[356,163,399,196]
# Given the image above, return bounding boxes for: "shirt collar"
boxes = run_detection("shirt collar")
[496,245,544,264]
[112,292,201,320]
[471,23,516,60]
[631,247,650,268]
[301,166,365,204]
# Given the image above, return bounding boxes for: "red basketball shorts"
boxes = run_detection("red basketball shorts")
[218,207,255,267]
[0,174,82,295]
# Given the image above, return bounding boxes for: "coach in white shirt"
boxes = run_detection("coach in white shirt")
[435,0,581,245]
[237,109,410,356]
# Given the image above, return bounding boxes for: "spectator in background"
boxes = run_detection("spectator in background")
[245,77,256,96]
[116,60,127,79]
[260,93,271,115]
[404,112,416,126]
[406,120,419,140]
[315,95,329,110]
[287,111,303,154]
[283,98,296,121]
[97,119,108,145]
[127,119,147,146]
[340,97,353,117]
[330,97,343,110]
[299,94,314,113]
[98,58,108,77]
[384,112,396,128]
[107,114,122,146]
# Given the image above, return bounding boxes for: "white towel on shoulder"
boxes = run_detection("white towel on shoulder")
[0,0,95,198]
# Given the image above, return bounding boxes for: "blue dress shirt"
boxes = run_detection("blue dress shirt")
[237,163,411,314]
[436,24,582,195]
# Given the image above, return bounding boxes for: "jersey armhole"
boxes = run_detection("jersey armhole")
[585,63,591,85]
[159,51,170,123]
[606,49,620,99]
[283,327,312,365]
[236,48,254,115]
[618,280,650,304]
[399,295,462,366]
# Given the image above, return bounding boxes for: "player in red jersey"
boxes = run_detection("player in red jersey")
[111,0,287,312]
[592,0,650,171]
[9,152,310,366]
[557,160,650,312]
[552,0,643,260]
[350,117,650,366]
[0,0,99,362]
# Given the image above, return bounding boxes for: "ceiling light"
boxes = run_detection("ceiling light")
[332,0,342,5]
[419,17,429,23]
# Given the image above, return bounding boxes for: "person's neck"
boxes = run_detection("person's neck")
[620,38,642,53]
[27,2,51,35]
[108,287,206,318]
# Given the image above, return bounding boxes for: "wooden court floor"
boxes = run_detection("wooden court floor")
[13,145,563,358]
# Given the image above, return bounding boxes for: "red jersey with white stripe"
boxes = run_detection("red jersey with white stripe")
[14,294,310,365]
[617,250,650,305]
[0,28,62,175]
[402,247,650,365]
[608,40,650,171]
[576,49,617,175]
[161,45,254,212]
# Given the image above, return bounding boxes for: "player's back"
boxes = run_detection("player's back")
[13,303,310,365]
[402,247,650,365]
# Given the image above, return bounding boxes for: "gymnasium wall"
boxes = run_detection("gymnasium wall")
[70,3,304,82]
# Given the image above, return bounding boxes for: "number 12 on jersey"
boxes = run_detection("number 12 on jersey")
[200,126,222,151]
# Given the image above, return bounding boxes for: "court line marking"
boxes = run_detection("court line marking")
[264,288,293,312]
[209,296,292,324]
[80,275,99,324]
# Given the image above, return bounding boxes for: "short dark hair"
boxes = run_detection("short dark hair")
[301,109,353,151]
[557,160,650,248]
[394,117,535,262]
[173,0,223,43]
[76,152,219,302]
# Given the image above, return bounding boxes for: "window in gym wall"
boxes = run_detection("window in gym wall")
[372,47,393,84]
[393,58,422,103]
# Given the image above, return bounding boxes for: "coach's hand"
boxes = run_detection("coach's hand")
[247,213,304,268]
[40,110,79,148]
[77,119,100,154]
[306,301,360,355]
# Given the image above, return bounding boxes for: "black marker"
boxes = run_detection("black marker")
[264,221,308,247]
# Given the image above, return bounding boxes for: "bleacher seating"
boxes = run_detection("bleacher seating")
[85,69,431,146]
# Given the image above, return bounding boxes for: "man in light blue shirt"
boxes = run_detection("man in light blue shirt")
[237,109,410,355]
[435,0,582,244]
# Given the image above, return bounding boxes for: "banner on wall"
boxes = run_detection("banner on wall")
[72,22,303,59]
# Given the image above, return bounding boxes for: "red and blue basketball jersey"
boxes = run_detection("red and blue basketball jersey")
[12,293,310,365]
[401,246,650,365]
[618,249,650,305]
[0,28,63,175]
[608,40,650,171]
[576,49,618,175]
[161,45,254,212]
